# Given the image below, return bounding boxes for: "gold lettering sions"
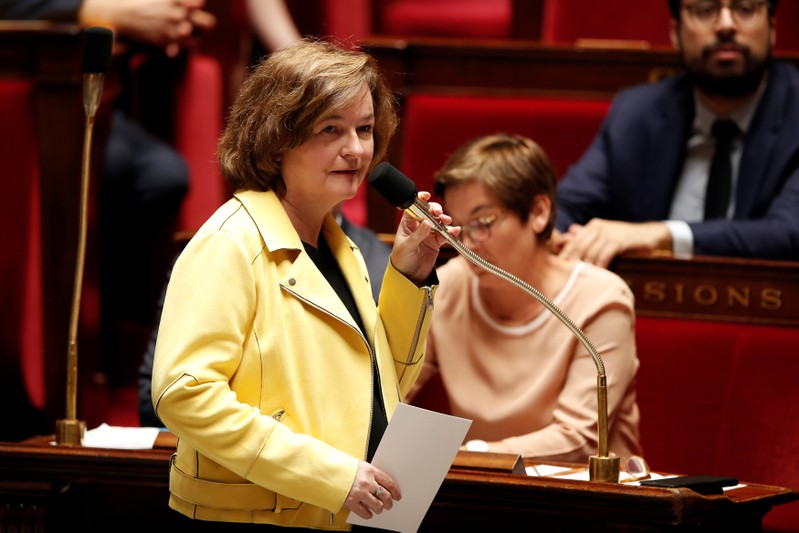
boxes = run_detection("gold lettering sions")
[694,285,718,306]
[761,288,783,311]
[643,282,666,303]
[727,287,750,308]
[633,278,784,315]
[674,283,685,304]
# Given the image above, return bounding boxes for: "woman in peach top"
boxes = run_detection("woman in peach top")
[407,133,643,464]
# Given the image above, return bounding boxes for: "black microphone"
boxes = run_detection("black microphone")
[367,161,455,242]
[80,26,114,119]
[368,162,620,483]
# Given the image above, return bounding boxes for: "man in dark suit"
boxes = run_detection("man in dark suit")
[553,0,798,267]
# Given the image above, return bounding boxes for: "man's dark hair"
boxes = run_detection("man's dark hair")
[667,0,778,20]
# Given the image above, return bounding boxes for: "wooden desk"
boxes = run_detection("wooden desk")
[433,463,797,531]
[0,439,795,531]
[360,35,686,100]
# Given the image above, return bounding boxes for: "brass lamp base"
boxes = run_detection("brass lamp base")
[55,418,86,446]
[589,455,620,483]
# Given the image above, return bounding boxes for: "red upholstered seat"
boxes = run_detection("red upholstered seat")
[717,325,799,532]
[408,372,450,415]
[634,317,740,476]
[0,79,45,410]
[398,92,610,211]
[128,51,229,234]
[540,0,672,47]
[774,0,799,52]
[172,54,227,232]
[379,0,511,39]
[635,316,799,530]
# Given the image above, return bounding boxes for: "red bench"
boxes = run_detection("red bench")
[388,92,610,227]
[636,317,799,532]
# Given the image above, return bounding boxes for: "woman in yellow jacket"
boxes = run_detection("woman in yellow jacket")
[151,39,453,530]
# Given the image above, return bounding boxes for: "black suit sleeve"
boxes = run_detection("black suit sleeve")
[0,0,83,21]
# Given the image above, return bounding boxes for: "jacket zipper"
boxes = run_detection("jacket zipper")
[398,286,434,382]
[283,287,375,461]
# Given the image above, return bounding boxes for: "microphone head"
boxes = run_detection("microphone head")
[81,26,114,74]
[368,162,418,210]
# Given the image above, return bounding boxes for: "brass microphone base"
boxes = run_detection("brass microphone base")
[589,455,620,483]
[55,418,86,446]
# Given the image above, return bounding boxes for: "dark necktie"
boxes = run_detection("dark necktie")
[704,119,739,220]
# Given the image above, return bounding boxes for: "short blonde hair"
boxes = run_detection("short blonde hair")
[217,39,398,195]
[434,133,558,241]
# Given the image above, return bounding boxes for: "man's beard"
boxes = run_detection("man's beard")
[683,42,771,98]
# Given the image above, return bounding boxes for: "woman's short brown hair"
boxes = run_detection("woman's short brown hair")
[433,133,558,241]
[217,38,398,195]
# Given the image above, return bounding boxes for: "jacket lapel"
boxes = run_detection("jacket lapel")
[323,218,378,343]
[234,190,375,337]
[646,80,695,219]
[736,66,785,218]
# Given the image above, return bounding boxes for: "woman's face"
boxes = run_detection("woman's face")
[444,180,538,287]
[280,83,375,213]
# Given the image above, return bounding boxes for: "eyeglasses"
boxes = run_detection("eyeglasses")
[682,1,768,29]
[457,212,506,243]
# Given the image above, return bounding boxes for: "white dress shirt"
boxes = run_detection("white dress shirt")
[665,82,765,256]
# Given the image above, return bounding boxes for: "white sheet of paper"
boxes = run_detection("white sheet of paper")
[346,403,471,533]
[81,423,161,449]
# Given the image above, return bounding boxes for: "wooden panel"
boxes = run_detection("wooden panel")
[360,36,685,100]
[611,253,799,326]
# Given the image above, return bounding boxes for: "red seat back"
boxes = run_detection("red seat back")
[634,317,739,476]
[717,326,799,531]
[172,54,228,232]
[0,79,45,410]
[774,0,799,52]
[397,93,609,223]
[541,0,672,47]
[378,0,511,39]
[635,315,799,530]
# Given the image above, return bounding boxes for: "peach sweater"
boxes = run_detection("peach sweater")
[408,257,642,463]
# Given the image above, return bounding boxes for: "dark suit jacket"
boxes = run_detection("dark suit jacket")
[556,61,799,260]
[0,0,81,20]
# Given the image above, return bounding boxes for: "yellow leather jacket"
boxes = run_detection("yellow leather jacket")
[152,190,436,529]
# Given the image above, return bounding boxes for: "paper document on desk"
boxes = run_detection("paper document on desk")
[82,423,160,449]
[347,403,471,533]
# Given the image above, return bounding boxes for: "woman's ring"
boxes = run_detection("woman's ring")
[374,485,383,497]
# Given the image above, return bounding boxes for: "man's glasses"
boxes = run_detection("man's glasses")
[456,212,506,243]
[682,1,768,29]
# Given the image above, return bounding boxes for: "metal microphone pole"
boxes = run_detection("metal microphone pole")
[56,26,114,446]
[369,162,621,482]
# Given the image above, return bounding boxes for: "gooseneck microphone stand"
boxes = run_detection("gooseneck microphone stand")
[56,26,114,446]
[369,162,620,482]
